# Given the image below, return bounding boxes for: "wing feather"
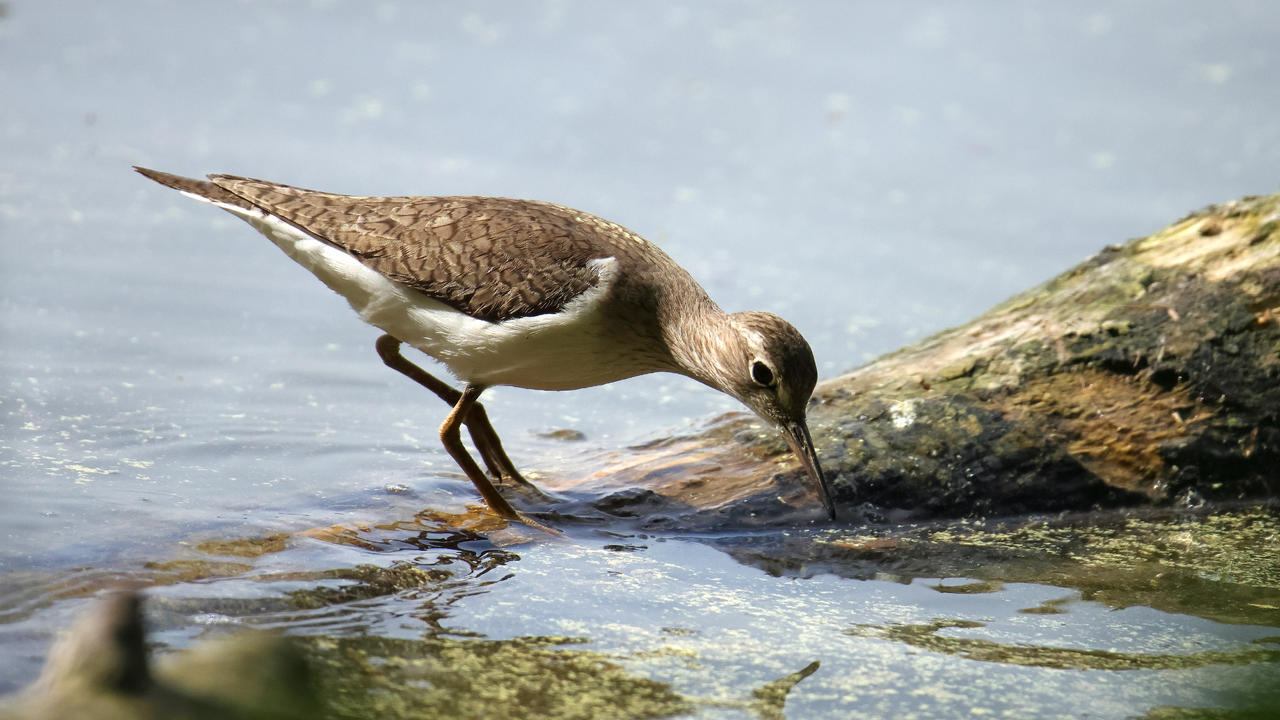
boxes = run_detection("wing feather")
[209,175,612,322]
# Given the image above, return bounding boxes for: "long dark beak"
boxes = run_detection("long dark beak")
[782,421,836,521]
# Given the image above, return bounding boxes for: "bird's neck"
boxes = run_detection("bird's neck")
[663,298,739,391]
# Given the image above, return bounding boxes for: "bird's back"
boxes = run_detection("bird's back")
[154,169,702,324]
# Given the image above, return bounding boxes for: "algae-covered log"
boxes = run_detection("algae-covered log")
[548,193,1280,525]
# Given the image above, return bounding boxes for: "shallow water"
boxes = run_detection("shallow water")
[3,508,1278,718]
[2,1,1279,717]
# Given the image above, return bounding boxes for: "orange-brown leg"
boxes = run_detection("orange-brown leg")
[439,385,560,534]
[439,384,523,520]
[375,334,536,490]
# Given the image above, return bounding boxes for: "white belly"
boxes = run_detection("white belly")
[217,202,643,390]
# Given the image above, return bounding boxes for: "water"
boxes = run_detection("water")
[2,1,1278,717]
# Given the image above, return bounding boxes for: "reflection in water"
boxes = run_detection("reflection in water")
[929,579,1004,595]
[0,513,523,689]
[847,618,1280,672]
[710,507,1280,628]
[146,516,523,639]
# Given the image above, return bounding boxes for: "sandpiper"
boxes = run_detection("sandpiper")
[135,167,836,523]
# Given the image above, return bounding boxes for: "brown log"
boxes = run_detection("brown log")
[542,193,1280,527]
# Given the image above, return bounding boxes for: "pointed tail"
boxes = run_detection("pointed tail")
[133,166,256,211]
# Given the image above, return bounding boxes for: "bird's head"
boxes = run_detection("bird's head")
[700,311,836,520]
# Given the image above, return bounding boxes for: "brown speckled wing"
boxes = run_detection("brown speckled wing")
[208,175,629,323]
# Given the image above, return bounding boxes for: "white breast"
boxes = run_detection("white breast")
[205,197,648,391]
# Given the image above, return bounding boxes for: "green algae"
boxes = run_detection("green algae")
[713,506,1280,628]
[846,618,1280,671]
[295,633,819,720]
[303,634,693,720]
[194,534,290,558]
[922,508,1280,590]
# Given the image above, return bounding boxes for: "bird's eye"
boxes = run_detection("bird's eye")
[750,360,775,387]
